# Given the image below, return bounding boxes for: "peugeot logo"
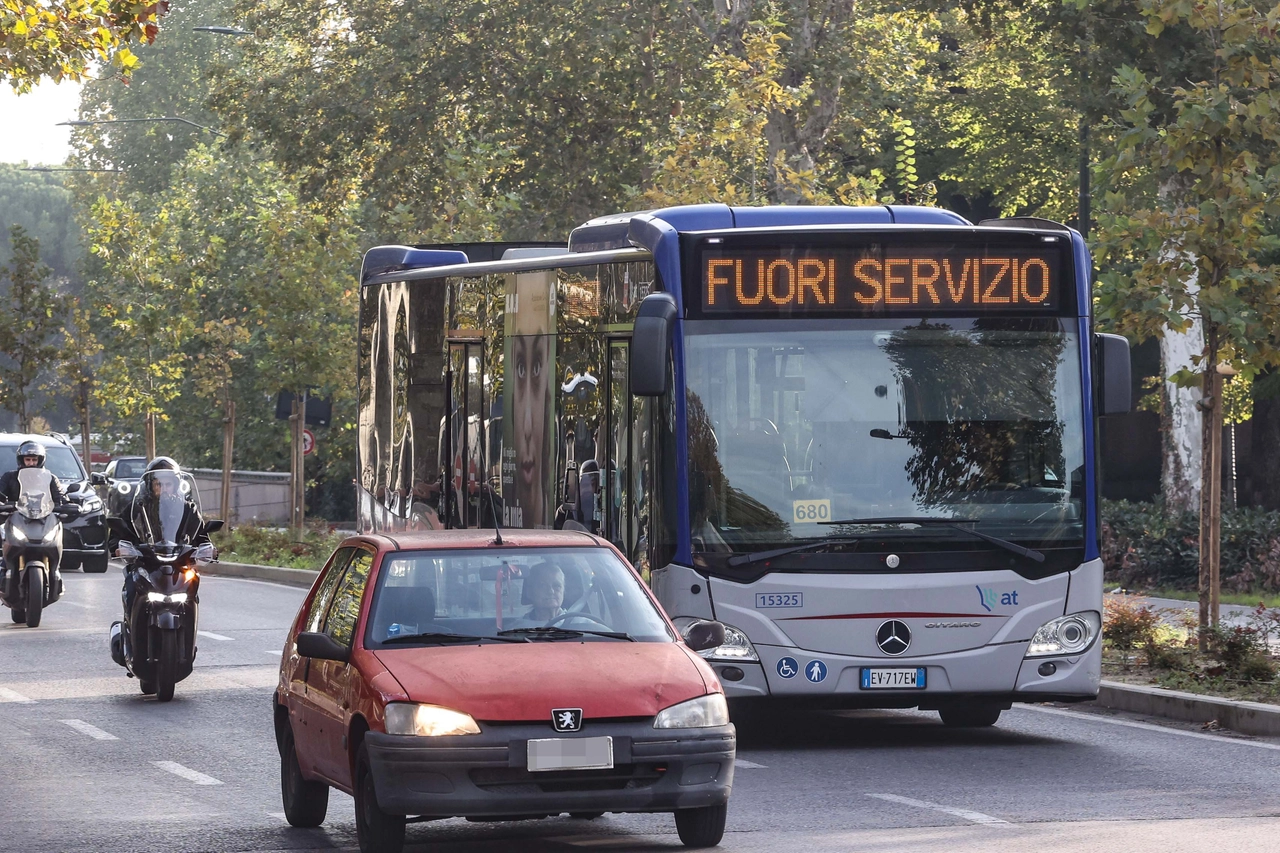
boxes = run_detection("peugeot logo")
[876,620,911,656]
[551,708,583,732]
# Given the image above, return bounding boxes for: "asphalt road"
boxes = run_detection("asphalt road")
[1,571,1278,853]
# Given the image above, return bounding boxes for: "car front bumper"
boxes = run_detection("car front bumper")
[364,721,735,818]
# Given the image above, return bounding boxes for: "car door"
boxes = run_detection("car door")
[285,547,353,778]
[307,546,375,785]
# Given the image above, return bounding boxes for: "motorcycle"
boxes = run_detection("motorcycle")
[0,468,80,628]
[108,469,221,702]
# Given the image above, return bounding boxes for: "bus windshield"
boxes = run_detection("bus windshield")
[684,318,1085,557]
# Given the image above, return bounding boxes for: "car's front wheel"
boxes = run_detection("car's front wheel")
[354,742,405,853]
[674,803,727,848]
[281,727,328,827]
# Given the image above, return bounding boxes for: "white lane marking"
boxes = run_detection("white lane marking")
[1019,704,1280,752]
[735,758,768,769]
[154,761,223,786]
[198,631,234,641]
[867,793,1011,826]
[61,600,92,609]
[264,649,282,656]
[60,719,118,740]
[267,812,287,821]
[0,687,34,703]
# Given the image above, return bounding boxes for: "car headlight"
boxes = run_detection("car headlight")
[80,496,102,512]
[697,623,759,662]
[384,703,481,736]
[115,482,132,495]
[653,693,730,729]
[146,592,188,604]
[1025,612,1101,658]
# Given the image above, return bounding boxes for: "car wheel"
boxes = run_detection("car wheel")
[281,726,329,827]
[354,742,405,853]
[938,703,1002,728]
[82,553,110,574]
[674,803,727,848]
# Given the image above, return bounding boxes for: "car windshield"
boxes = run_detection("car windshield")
[683,318,1085,558]
[0,443,84,483]
[114,459,146,479]
[365,547,673,646]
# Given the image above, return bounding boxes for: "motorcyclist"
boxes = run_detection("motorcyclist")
[119,457,212,616]
[0,440,68,505]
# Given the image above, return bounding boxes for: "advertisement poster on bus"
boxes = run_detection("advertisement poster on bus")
[502,270,557,528]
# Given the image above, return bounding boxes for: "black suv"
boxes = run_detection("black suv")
[0,433,110,573]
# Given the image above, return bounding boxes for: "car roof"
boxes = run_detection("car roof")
[355,528,611,553]
[0,433,72,448]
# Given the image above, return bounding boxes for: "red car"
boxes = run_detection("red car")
[273,530,736,853]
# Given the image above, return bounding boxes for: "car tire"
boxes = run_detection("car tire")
[355,742,405,853]
[674,803,727,848]
[281,726,329,827]
[938,703,1002,728]
[82,553,110,574]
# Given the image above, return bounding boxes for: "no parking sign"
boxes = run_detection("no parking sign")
[302,429,316,456]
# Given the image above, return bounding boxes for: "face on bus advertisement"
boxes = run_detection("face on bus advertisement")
[504,271,556,528]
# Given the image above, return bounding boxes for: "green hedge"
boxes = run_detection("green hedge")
[1102,499,1280,593]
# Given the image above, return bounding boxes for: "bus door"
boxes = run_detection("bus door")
[605,338,637,560]
[445,337,486,528]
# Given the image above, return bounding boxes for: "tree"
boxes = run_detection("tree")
[1,0,168,92]
[0,225,67,431]
[1093,0,1280,642]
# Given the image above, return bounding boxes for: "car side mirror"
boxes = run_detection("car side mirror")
[204,519,225,534]
[630,292,678,397]
[682,619,727,653]
[296,631,351,663]
[90,472,107,486]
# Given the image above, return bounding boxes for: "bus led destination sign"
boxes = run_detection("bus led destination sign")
[700,245,1061,315]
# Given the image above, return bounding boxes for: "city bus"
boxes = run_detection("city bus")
[355,204,1131,727]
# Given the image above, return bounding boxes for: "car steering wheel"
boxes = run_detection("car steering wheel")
[545,611,614,632]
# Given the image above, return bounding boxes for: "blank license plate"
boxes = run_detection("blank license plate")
[860,667,927,689]
[527,736,614,772]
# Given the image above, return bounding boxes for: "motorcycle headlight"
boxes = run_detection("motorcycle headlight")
[697,623,759,662]
[384,703,480,737]
[146,592,188,604]
[653,693,730,729]
[41,525,60,543]
[1025,612,1101,658]
[9,526,28,543]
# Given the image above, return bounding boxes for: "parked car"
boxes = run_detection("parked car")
[273,529,735,853]
[0,433,109,572]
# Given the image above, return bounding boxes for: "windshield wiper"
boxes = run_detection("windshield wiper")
[818,517,1045,563]
[381,631,529,645]
[497,626,636,641]
[726,537,863,567]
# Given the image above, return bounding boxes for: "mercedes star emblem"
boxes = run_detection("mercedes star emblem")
[876,620,911,656]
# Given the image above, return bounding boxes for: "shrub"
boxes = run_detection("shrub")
[212,523,346,570]
[1103,595,1160,651]
[1102,499,1280,593]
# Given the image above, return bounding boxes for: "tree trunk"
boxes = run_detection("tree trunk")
[145,411,157,461]
[1161,327,1203,514]
[221,397,235,525]
[79,379,91,472]
[1198,324,1223,649]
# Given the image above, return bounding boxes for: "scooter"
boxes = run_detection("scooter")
[106,470,221,702]
[0,468,80,628]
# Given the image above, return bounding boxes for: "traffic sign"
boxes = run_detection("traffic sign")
[302,429,316,456]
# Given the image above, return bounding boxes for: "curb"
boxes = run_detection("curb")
[1096,679,1280,738]
[199,560,319,589]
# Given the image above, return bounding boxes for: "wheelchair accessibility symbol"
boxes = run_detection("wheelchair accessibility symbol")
[776,657,799,679]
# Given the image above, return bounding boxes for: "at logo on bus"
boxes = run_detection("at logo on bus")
[976,586,1020,612]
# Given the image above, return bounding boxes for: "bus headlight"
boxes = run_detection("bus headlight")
[698,623,759,662]
[653,693,729,729]
[1025,612,1100,658]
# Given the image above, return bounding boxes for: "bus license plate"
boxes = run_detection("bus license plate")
[527,736,614,772]
[860,668,927,689]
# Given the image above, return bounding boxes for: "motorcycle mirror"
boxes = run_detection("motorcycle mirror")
[116,541,142,560]
[90,472,108,486]
[194,543,216,565]
[204,519,225,534]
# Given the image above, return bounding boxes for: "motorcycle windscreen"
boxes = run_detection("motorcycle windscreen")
[16,469,54,519]
[135,470,193,551]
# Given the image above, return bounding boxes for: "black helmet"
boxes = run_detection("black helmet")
[146,456,180,474]
[16,440,45,468]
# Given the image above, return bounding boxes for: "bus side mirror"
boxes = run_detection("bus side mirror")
[1095,333,1132,416]
[631,293,678,397]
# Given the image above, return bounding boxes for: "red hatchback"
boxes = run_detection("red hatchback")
[273,530,736,852]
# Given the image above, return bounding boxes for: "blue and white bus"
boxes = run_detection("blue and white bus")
[356,204,1130,727]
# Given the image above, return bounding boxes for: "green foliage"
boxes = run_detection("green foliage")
[0,165,83,278]
[0,225,68,430]
[0,0,166,91]
[1102,499,1280,592]
[212,523,345,570]
[1103,594,1161,651]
